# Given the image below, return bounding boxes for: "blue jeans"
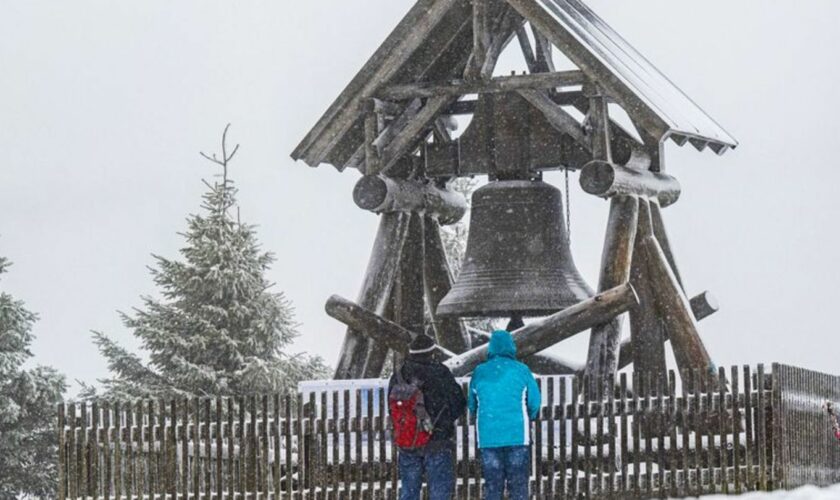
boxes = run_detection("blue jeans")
[398,445,454,500]
[480,446,530,500]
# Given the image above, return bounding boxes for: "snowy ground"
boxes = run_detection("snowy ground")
[690,485,840,499]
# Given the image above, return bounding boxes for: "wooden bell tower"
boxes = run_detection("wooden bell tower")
[292,0,737,393]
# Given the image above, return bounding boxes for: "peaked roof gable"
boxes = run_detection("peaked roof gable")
[293,0,736,170]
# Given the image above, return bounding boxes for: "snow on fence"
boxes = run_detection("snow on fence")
[57,363,840,499]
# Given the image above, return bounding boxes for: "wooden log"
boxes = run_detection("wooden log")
[326,295,454,359]
[583,195,639,396]
[445,283,639,377]
[363,212,427,376]
[423,216,471,353]
[376,70,587,100]
[517,89,588,145]
[467,326,581,375]
[333,212,410,379]
[628,199,668,380]
[580,161,681,207]
[650,201,685,288]
[617,291,718,369]
[639,233,715,375]
[353,175,468,226]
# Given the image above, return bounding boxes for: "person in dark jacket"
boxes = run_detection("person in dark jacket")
[388,334,466,500]
[468,330,541,500]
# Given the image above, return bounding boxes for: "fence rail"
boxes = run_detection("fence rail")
[58,363,839,499]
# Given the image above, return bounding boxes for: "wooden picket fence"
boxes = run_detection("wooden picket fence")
[57,363,840,499]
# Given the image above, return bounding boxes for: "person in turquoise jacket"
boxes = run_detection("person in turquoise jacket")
[467,330,541,500]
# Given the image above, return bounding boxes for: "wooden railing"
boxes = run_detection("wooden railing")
[57,363,839,499]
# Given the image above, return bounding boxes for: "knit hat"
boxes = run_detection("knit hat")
[408,334,436,354]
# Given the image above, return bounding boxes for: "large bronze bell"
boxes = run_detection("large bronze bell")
[437,179,593,318]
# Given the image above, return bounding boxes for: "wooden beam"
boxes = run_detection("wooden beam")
[639,233,714,375]
[515,25,538,72]
[333,213,410,379]
[376,70,587,101]
[326,295,454,360]
[580,161,681,208]
[468,0,491,79]
[378,95,453,174]
[518,89,588,146]
[445,283,639,377]
[586,84,613,162]
[532,27,556,73]
[617,290,718,370]
[424,217,471,353]
[353,176,468,226]
[583,195,639,396]
[649,201,685,288]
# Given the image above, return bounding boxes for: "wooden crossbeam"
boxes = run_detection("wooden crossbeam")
[376,70,587,101]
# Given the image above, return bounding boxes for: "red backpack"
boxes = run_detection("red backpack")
[389,369,435,449]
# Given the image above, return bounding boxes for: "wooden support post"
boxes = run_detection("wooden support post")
[325,295,454,360]
[583,195,639,396]
[445,283,638,377]
[423,216,471,353]
[580,161,681,208]
[629,200,668,380]
[533,28,556,73]
[333,213,410,379]
[363,213,426,376]
[586,84,613,163]
[353,176,468,225]
[363,100,380,176]
[617,291,717,369]
[469,0,491,79]
[638,228,715,375]
[649,201,685,288]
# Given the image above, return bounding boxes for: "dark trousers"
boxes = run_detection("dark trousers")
[480,445,530,500]
[398,445,454,500]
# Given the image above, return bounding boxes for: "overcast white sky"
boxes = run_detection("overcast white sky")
[2,1,839,392]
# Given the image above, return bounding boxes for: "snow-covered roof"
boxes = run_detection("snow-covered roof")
[292,0,737,171]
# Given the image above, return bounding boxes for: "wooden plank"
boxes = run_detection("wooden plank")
[619,373,629,494]
[68,404,77,500]
[534,378,544,498]
[376,70,587,100]
[517,89,588,145]
[691,370,702,496]
[331,391,340,500]
[569,379,579,498]
[643,373,653,497]
[285,394,294,500]
[607,374,616,497]
[719,369,729,494]
[668,371,678,498]
[743,366,754,491]
[656,375,666,497]
[558,377,568,498]
[632,372,641,498]
[594,377,604,496]
[732,366,742,494]
[546,377,556,498]
[704,371,716,494]
[101,402,110,500]
[342,391,351,498]
[679,371,690,497]
[114,402,122,500]
[379,387,388,500]
[757,364,767,490]
[129,401,138,500]
[263,396,271,497]
[355,391,363,500]
[58,404,67,500]
[366,390,375,500]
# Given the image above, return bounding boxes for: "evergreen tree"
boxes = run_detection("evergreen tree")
[92,126,327,400]
[0,255,67,498]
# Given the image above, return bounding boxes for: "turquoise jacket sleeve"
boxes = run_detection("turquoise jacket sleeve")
[525,370,541,420]
[467,376,478,415]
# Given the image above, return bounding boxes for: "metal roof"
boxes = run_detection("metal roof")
[292,0,737,170]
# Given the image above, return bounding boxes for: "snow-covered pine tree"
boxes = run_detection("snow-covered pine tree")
[0,254,67,498]
[92,126,327,400]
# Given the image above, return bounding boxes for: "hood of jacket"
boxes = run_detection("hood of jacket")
[488,330,517,359]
